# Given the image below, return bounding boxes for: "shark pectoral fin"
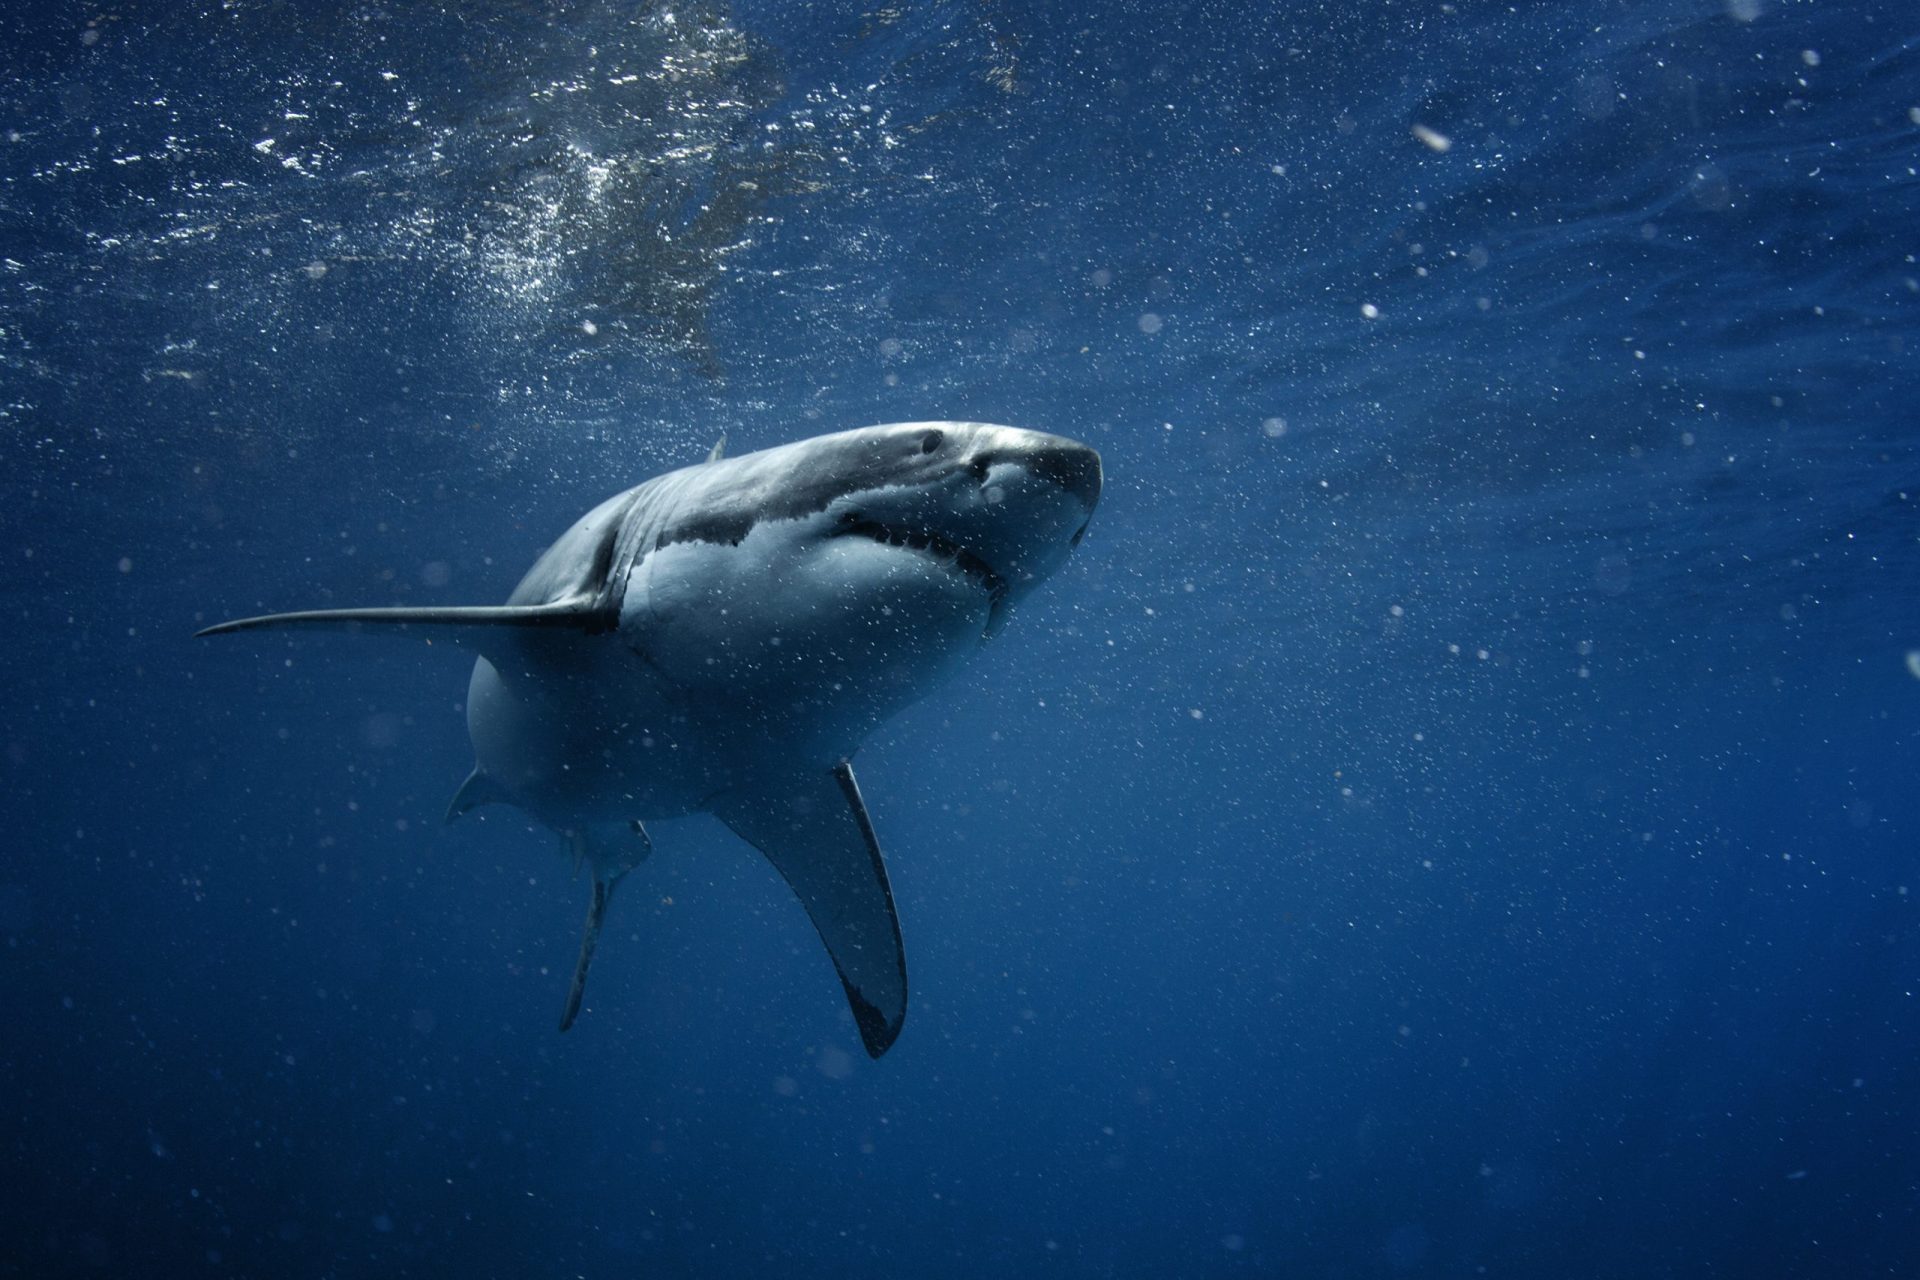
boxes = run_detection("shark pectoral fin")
[444,768,509,825]
[195,599,613,642]
[711,761,907,1059]
[556,822,652,1032]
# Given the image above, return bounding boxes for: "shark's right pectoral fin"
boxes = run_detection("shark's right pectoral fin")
[710,761,907,1059]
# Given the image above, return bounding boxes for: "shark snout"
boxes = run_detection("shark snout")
[971,431,1103,512]
[1026,441,1102,510]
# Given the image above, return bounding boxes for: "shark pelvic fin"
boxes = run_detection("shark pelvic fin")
[556,822,653,1032]
[444,768,509,825]
[195,599,613,640]
[710,760,907,1058]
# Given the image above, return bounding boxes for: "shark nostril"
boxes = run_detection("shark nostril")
[969,456,992,482]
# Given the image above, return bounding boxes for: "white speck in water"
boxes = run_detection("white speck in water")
[1800,49,1820,67]
[1410,123,1452,152]
[1262,416,1288,437]
[1137,312,1163,334]
[1360,303,1380,319]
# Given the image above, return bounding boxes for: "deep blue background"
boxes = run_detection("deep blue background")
[3,1,1917,1275]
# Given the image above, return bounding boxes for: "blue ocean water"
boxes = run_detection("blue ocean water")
[3,0,1917,1274]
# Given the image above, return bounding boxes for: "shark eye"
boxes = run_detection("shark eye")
[919,430,944,454]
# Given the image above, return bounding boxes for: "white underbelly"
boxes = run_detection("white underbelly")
[464,646,717,826]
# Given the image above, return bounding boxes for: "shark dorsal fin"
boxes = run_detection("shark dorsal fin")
[706,433,728,464]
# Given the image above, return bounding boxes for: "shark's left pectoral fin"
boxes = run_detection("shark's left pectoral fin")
[195,599,612,642]
[711,762,907,1058]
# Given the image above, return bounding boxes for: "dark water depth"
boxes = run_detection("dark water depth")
[3,1,1917,1276]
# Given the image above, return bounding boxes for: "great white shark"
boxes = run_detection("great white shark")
[200,421,1102,1057]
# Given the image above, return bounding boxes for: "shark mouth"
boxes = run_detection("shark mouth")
[835,516,1010,614]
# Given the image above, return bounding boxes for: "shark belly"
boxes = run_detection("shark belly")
[464,639,714,827]
[621,532,992,767]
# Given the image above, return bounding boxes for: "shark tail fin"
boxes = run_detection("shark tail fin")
[444,768,510,825]
[556,822,653,1032]
[195,599,610,640]
[559,871,619,1033]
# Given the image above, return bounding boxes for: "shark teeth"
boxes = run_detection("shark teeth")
[834,516,1009,610]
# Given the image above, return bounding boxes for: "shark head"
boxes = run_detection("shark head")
[805,420,1100,635]
[625,421,1101,744]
